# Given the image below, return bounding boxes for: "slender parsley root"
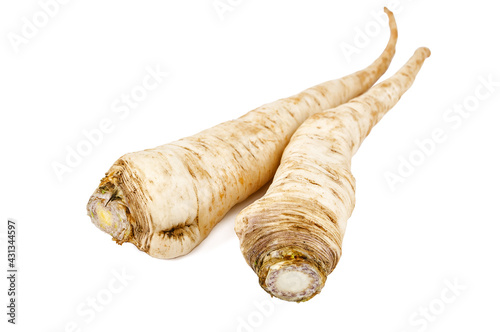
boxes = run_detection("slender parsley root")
[86,8,398,259]
[235,47,431,302]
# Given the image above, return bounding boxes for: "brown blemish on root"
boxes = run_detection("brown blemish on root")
[159,220,198,242]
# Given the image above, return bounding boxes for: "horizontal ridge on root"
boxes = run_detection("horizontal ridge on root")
[158,219,199,241]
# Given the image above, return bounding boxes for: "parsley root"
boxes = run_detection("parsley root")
[235,47,431,301]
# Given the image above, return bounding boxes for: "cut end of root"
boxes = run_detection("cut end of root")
[87,186,134,244]
[265,261,323,302]
[256,247,327,302]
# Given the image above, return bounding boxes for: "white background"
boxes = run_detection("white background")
[1,1,499,331]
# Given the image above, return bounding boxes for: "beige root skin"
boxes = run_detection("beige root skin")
[87,8,398,259]
[235,47,431,302]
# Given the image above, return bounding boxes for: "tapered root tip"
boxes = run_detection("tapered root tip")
[383,7,396,32]
[418,47,431,58]
[264,261,323,302]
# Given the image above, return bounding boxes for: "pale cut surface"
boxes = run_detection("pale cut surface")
[87,8,398,259]
[266,263,321,302]
[235,47,431,301]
